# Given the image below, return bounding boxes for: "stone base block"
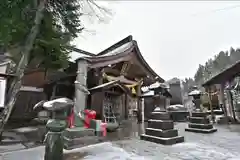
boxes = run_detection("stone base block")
[151,112,170,120]
[148,120,174,130]
[191,112,208,118]
[63,127,101,150]
[185,127,217,134]
[63,136,104,150]
[145,128,178,138]
[188,123,213,129]
[189,117,210,124]
[63,127,95,139]
[168,111,189,122]
[140,134,184,145]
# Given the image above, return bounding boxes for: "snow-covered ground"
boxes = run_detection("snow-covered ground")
[2,123,240,160]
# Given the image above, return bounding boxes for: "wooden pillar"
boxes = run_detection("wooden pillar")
[50,85,57,100]
[137,84,142,123]
[218,83,227,117]
[208,89,215,122]
[97,69,104,85]
[98,69,104,120]
[124,93,128,119]
[141,97,144,122]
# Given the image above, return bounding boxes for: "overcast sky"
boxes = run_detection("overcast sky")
[72,1,240,81]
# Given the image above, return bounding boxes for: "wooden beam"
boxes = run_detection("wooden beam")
[103,68,120,76]
[104,75,137,85]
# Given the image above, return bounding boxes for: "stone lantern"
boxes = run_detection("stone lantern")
[188,86,202,111]
[34,98,74,160]
[140,83,184,145]
[185,86,217,133]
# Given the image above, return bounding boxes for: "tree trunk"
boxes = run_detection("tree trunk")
[0,0,46,139]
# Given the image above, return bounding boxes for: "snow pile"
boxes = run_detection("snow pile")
[167,104,188,111]
[67,142,149,160]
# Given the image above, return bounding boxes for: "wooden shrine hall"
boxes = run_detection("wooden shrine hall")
[42,35,165,125]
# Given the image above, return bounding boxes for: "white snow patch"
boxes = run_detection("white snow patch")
[65,142,149,160]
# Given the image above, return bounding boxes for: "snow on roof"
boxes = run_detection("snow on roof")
[142,90,154,96]
[149,82,169,89]
[188,89,202,96]
[98,42,133,57]
[70,51,93,62]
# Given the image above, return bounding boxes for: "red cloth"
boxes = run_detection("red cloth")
[84,109,96,128]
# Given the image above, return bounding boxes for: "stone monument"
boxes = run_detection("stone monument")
[140,85,184,145]
[185,86,217,133]
[63,59,98,149]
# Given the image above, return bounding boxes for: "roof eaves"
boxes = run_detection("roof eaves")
[75,56,93,63]
[77,45,135,64]
[132,40,165,83]
[97,35,133,56]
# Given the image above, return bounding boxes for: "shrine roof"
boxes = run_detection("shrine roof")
[141,90,155,97]
[75,35,164,83]
[202,60,240,87]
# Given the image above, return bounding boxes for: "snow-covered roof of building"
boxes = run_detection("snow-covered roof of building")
[142,90,154,97]
[149,81,169,89]
[188,89,202,96]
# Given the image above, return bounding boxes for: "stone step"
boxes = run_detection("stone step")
[151,112,170,120]
[148,120,174,130]
[63,127,95,139]
[63,136,104,150]
[191,112,208,118]
[189,117,210,124]
[185,127,217,134]
[140,134,184,145]
[145,128,178,138]
[188,123,213,130]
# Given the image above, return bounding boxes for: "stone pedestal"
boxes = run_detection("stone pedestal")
[63,127,102,150]
[185,112,217,133]
[140,111,184,145]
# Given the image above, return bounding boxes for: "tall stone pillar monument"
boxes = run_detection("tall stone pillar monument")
[74,59,90,127]
[63,59,96,150]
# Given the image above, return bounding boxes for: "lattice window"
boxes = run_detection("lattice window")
[128,96,137,117]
